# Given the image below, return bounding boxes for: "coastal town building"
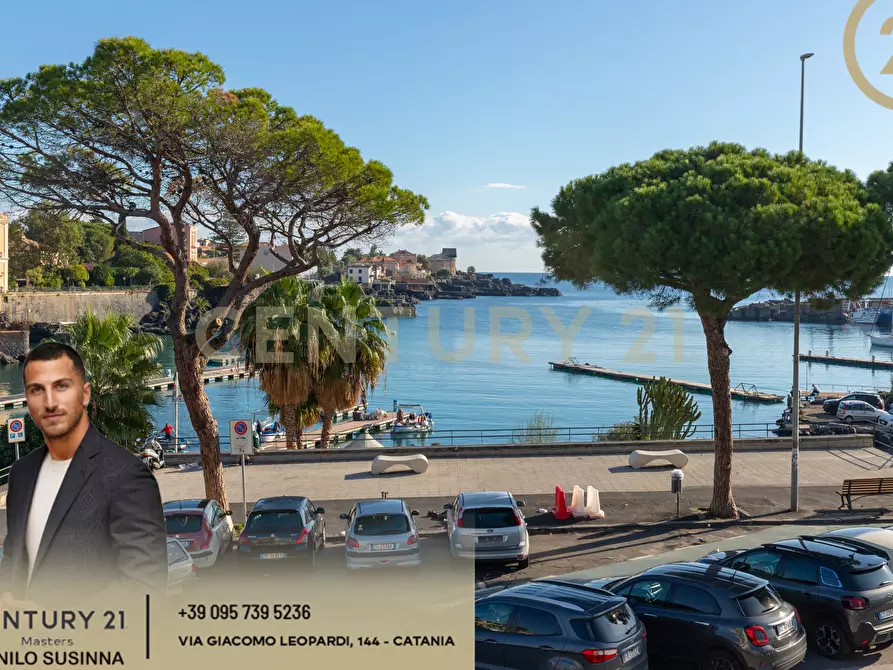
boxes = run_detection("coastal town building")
[429,247,458,275]
[347,264,384,286]
[361,255,400,276]
[129,224,199,262]
[391,249,418,267]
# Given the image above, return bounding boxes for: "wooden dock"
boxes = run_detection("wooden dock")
[799,353,893,370]
[258,412,397,449]
[548,361,784,403]
[0,364,255,409]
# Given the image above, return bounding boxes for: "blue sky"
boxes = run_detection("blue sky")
[3,1,893,271]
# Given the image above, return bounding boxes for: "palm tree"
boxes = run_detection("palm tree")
[315,281,389,448]
[58,309,164,448]
[266,394,319,449]
[237,277,321,449]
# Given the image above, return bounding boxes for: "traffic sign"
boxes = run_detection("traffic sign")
[8,418,25,443]
[229,419,254,455]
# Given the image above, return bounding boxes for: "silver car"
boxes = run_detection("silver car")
[444,491,529,568]
[341,499,421,570]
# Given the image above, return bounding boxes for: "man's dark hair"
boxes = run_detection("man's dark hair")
[22,341,87,383]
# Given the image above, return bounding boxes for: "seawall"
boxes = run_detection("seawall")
[0,289,160,325]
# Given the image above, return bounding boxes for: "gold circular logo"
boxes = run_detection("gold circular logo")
[845,0,893,109]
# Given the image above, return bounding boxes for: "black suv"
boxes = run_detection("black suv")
[474,579,647,669]
[700,536,893,659]
[238,496,326,567]
[589,562,806,669]
[824,392,885,414]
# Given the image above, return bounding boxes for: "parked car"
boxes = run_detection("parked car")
[818,528,893,560]
[238,496,326,566]
[166,537,198,594]
[474,579,647,669]
[163,499,234,568]
[700,536,893,659]
[593,562,806,669]
[445,491,529,569]
[341,499,421,570]
[824,393,885,414]
[836,400,888,423]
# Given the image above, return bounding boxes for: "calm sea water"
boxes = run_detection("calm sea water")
[4,273,893,439]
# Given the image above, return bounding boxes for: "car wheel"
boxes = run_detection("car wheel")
[814,620,852,659]
[701,649,742,670]
[518,556,530,569]
[845,416,854,423]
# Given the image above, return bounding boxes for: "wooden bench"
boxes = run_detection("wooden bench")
[837,477,893,510]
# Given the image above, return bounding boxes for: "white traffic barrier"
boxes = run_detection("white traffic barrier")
[584,486,605,519]
[570,485,587,518]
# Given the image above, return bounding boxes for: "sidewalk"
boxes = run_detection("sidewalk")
[155,445,893,503]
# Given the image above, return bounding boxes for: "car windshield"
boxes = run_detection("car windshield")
[845,564,893,590]
[353,514,410,535]
[246,511,303,533]
[736,586,782,616]
[165,514,203,534]
[461,507,517,528]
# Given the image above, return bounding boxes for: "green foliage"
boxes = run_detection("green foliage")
[596,422,642,442]
[189,262,210,282]
[636,377,702,440]
[78,221,114,265]
[203,260,231,280]
[54,310,164,449]
[531,143,893,313]
[467,266,476,274]
[0,414,45,469]
[154,282,176,305]
[18,210,83,268]
[62,264,89,287]
[88,263,115,286]
[417,254,430,270]
[341,247,364,267]
[114,267,139,286]
[516,411,559,444]
[436,269,451,280]
[25,267,62,288]
[9,219,39,280]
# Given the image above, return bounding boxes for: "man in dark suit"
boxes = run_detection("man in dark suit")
[0,342,167,605]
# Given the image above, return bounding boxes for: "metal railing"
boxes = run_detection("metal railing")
[0,464,10,485]
[163,422,784,452]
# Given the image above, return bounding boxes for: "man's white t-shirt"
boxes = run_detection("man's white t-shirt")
[25,452,73,581]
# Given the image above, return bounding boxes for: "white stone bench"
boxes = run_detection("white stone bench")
[629,449,688,470]
[371,453,429,475]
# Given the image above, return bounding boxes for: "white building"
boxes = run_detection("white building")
[347,264,384,285]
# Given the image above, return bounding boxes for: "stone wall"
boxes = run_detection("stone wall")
[0,330,28,358]
[0,290,160,325]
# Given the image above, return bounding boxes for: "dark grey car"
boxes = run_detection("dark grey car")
[475,579,647,669]
[592,562,806,670]
[700,536,893,659]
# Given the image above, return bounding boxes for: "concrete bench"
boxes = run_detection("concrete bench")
[629,449,688,470]
[371,453,429,475]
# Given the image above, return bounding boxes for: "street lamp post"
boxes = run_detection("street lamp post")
[791,51,814,512]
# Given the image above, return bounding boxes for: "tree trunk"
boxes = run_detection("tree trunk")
[296,421,304,450]
[172,335,229,509]
[700,313,738,519]
[319,412,333,449]
[281,404,297,450]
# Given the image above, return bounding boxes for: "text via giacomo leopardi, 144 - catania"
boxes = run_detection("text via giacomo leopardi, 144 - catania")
[175,603,455,650]
[1,608,128,666]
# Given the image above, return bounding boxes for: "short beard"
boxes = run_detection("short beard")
[42,404,86,439]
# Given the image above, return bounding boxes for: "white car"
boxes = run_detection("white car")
[837,400,888,424]
[166,538,198,594]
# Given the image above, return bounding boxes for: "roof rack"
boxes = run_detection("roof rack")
[764,537,862,562]
[534,578,619,597]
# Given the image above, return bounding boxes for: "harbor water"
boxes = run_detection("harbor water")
[2,273,893,441]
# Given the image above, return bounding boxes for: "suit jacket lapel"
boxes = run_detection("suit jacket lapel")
[31,425,99,576]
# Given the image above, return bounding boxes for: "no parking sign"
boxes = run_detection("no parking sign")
[229,419,254,455]
[8,418,24,443]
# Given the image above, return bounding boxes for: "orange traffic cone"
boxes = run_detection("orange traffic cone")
[552,485,572,520]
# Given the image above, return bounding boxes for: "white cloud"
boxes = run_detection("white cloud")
[388,211,542,271]
[483,183,526,189]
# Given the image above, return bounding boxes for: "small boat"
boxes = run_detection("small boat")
[390,401,434,434]
[870,333,893,348]
[259,419,285,443]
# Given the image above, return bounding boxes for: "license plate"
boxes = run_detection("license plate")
[622,644,641,663]
[776,618,795,635]
[879,608,893,621]
[259,553,286,560]
[372,543,396,551]
[478,535,504,543]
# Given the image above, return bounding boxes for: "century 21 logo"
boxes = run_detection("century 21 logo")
[845,0,893,109]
